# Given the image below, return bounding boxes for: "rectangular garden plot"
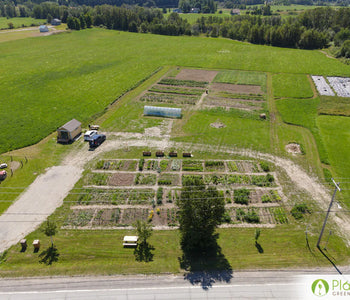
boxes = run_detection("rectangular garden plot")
[211,83,263,95]
[158,173,180,186]
[96,160,137,171]
[85,173,110,186]
[204,161,226,172]
[182,160,203,172]
[126,189,155,205]
[64,209,94,227]
[120,208,149,224]
[76,189,128,205]
[140,93,199,105]
[108,173,135,186]
[91,208,121,226]
[134,173,157,185]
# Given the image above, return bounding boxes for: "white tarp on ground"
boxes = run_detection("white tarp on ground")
[311,75,334,96]
[327,76,350,97]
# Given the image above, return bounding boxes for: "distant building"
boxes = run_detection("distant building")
[51,18,61,26]
[231,9,241,15]
[39,25,49,32]
[173,8,182,13]
[190,8,200,13]
[57,119,82,143]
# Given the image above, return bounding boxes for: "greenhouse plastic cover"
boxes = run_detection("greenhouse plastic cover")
[144,106,182,118]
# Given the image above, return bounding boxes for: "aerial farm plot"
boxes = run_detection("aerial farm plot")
[311,75,335,96]
[63,158,288,228]
[327,77,350,97]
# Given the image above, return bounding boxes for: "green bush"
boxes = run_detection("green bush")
[259,161,270,172]
[291,203,310,220]
[138,158,144,171]
[234,189,250,205]
[244,209,260,223]
[157,187,163,205]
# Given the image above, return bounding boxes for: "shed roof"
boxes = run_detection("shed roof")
[59,119,81,132]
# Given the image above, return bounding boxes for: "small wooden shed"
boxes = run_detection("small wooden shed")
[57,119,82,143]
[51,18,61,26]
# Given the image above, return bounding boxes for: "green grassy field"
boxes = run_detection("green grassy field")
[318,115,350,207]
[214,69,267,91]
[172,109,270,152]
[275,98,329,164]
[272,74,314,99]
[1,29,350,153]
[0,17,46,29]
[1,225,348,277]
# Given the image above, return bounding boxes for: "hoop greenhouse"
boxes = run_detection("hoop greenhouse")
[143,106,182,118]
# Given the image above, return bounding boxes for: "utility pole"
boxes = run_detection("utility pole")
[317,178,341,248]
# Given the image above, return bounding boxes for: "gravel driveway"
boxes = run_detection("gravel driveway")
[0,165,82,253]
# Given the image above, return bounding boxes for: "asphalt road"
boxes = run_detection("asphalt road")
[0,271,344,300]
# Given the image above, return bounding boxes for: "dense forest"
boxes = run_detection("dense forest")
[2,0,350,55]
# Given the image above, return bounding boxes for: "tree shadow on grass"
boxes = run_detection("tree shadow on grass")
[179,242,233,290]
[134,242,154,262]
[39,246,59,265]
[255,241,264,253]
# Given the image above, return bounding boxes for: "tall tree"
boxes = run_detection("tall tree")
[177,176,225,255]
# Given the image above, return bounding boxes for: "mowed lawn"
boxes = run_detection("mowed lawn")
[318,115,350,206]
[272,73,314,99]
[1,226,349,277]
[172,109,270,152]
[1,28,350,153]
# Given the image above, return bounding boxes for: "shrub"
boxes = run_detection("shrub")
[244,209,260,223]
[259,161,270,172]
[261,194,272,203]
[291,203,310,220]
[234,189,250,205]
[138,158,144,171]
[157,187,163,204]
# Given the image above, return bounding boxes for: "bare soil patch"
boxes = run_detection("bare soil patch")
[210,122,226,128]
[108,173,135,186]
[285,143,302,154]
[176,69,218,82]
[10,161,21,171]
[211,83,262,94]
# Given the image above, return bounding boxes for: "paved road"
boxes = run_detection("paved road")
[0,166,83,253]
[0,271,322,299]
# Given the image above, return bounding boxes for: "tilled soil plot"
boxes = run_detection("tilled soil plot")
[108,173,135,186]
[211,83,262,94]
[176,69,218,82]
[204,96,264,110]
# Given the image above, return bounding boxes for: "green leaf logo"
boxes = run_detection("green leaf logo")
[311,279,329,297]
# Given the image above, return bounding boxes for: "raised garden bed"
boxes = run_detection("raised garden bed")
[182,160,203,172]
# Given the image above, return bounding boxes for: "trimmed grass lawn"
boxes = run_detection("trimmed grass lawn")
[172,109,270,152]
[1,29,350,153]
[272,74,314,99]
[317,115,350,207]
[213,70,267,92]
[276,98,328,164]
[0,226,348,277]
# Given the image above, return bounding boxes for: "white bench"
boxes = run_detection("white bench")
[123,236,138,247]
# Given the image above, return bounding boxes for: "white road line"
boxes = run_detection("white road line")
[0,282,303,295]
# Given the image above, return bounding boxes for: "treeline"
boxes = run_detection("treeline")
[192,7,350,49]
[67,6,192,35]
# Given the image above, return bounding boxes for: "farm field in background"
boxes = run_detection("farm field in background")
[1,28,350,153]
[0,17,46,29]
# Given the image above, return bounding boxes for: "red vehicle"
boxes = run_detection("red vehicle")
[0,170,7,181]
